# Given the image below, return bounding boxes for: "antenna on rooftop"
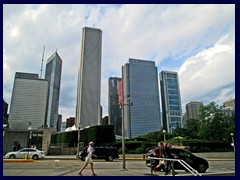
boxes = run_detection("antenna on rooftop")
[40,46,45,79]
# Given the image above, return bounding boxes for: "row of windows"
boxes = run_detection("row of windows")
[166,78,177,84]
[168,89,178,94]
[169,100,180,105]
[169,105,180,110]
[166,73,177,78]
[169,111,181,116]
[168,94,179,100]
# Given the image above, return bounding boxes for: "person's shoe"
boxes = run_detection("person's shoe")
[78,172,83,176]
[92,173,97,176]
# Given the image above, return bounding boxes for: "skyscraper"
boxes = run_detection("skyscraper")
[76,27,102,129]
[223,99,235,117]
[3,99,9,119]
[57,114,62,132]
[45,51,62,130]
[122,59,161,138]
[160,71,182,133]
[108,77,122,136]
[8,72,48,130]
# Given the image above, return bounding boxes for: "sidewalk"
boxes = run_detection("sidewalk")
[3,152,235,161]
[3,152,235,176]
[44,152,235,161]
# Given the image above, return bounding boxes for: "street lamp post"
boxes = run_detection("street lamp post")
[77,123,81,157]
[27,122,32,159]
[231,133,235,152]
[121,104,126,170]
[121,101,133,170]
[163,130,166,144]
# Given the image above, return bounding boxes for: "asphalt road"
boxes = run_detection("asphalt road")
[3,152,235,176]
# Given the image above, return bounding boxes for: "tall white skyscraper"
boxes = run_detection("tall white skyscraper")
[45,51,62,130]
[8,72,48,130]
[76,27,102,129]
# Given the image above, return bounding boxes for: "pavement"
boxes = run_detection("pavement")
[3,152,235,176]
[3,151,235,162]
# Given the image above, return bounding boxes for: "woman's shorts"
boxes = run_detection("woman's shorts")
[85,156,93,164]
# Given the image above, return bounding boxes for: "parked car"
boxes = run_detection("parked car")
[5,148,45,160]
[77,147,119,161]
[145,147,209,173]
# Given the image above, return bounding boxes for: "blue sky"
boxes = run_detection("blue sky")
[3,4,235,122]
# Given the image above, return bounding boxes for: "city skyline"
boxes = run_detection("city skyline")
[3,4,235,122]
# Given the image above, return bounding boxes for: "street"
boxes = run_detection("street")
[3,153,235,176]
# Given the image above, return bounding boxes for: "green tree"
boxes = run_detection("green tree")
[198,102,234,141]
[185,118,201,139]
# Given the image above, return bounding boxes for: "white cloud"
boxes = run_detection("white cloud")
[3,4,235,121]
[178,33,235,109]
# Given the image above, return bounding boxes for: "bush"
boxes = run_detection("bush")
[135,145,146,154]
[192,146,198,152]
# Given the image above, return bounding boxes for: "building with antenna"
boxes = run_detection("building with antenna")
[40,46,45,79]
[45,51,62,130]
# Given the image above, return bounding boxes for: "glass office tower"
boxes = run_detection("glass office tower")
[160,71,182,133]
[45,51,62,130]
[122,59,161,138]
[108,77,122,136]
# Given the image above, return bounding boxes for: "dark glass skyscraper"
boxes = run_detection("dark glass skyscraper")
[108,77,122,136]
[122,59,161,138]
[160,71,182,133]
[45,51,62,130]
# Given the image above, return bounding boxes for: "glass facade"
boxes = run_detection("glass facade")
[45,52,62,130]
[160,71,182,133]
[123,59,161,138]
[108,77,122,136]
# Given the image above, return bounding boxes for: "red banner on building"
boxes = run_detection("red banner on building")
[118,79,122,105]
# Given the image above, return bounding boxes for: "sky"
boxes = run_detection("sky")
[3,4,235,122]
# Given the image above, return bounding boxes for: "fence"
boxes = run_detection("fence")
[147,157,202,176]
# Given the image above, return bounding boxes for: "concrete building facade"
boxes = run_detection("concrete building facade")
[185,101,203,120]
[8,72,48,130]
[76,27,102,129]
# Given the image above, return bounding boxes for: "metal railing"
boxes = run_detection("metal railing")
[147,157,202,176]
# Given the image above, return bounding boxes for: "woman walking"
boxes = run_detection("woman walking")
[79,141,97,176]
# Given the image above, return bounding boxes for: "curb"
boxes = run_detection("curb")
[42,157,235,161]
[3,159,34,163]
